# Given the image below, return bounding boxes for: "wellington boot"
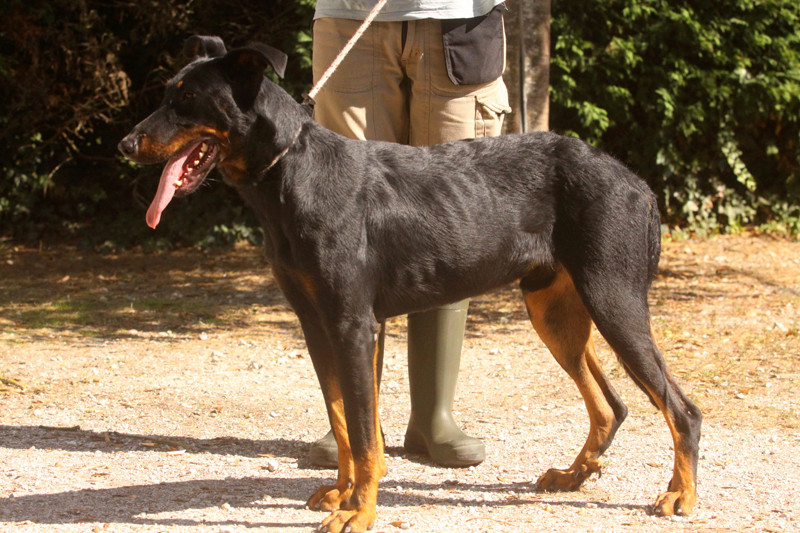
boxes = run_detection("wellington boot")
[309,429,338,468]
[404,299,485,467]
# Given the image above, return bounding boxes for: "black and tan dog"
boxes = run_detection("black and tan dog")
[119,36,702,532]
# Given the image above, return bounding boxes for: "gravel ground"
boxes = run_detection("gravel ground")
[1,235,799,532]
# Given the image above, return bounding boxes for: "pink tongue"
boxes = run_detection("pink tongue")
[146,149,192,229]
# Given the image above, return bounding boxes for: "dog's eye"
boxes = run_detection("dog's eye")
[180,90,196,102]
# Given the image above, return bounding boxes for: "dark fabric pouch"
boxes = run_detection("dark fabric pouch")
[441,3,506,86]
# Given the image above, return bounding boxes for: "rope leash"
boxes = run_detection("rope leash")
[303,0,389,105]
[265,0,388,173]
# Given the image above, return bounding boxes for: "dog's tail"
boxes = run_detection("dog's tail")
[619,190,663,408]
[646,191,662,287]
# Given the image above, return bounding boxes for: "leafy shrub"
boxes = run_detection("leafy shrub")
[0,0,314,247]
[550,0,800,234]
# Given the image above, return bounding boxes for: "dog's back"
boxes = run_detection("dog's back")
[290,128,658,319]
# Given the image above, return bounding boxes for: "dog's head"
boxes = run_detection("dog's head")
[118,35,287,228]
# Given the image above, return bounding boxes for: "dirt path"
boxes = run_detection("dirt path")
[1,235,799,532]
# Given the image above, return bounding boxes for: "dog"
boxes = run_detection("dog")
[119,36,702,533]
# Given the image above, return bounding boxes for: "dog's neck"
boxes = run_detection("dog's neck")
[222,81,312,187]
[227,83,311,259]
[260,82,309,144]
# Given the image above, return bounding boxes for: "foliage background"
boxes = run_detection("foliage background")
[0,0,315,249]
[549,0,800,234]
[0,0,798,248]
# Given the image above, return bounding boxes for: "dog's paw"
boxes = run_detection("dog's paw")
[307,483,353,512]
[653,488,696,516]
[536,461,601,492]
[317,508,376,533]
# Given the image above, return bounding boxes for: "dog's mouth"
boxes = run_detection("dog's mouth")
[146,138,220,229]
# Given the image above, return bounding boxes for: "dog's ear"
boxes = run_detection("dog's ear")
[223,43,288,79]
[183,35,227,60]
[221,44,288,110]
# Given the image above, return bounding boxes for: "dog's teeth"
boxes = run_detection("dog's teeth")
[193,159,200,166]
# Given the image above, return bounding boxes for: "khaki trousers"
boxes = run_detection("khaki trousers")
[312,17,510,145]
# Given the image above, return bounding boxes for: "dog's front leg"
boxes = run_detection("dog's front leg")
[290,317,355,513]
[315,318,386,533]
[273,280,355,514]
[305,367,357,513]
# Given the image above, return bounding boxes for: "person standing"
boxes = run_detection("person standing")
[309,0,510,468]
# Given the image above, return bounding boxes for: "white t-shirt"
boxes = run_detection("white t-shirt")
[314,0,506,21]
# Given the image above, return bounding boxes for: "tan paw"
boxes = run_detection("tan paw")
[307,482,353,512]
[317,508,376,533]
[654,488,696,516]
[536,461,601,492]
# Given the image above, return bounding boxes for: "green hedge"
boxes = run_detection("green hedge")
[0,0,314,248]
[550,0,800,234]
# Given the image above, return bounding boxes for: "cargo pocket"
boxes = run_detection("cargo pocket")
[475,81,512,138]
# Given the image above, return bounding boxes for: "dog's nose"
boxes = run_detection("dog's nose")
[118,134,140,158]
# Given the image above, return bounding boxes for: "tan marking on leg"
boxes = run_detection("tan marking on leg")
[319,323,385,532]
[642,380,698,516]
[524,270,621,491]
[294,270,318,302]
[307,377,355,512]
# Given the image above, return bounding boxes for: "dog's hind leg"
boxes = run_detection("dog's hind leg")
[546,173,700,514]
[580,280,702,516]
[521,267,628,492]
[561,230,702,516]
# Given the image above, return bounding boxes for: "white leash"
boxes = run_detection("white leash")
[304,0,389,105]
[267,0,388,173]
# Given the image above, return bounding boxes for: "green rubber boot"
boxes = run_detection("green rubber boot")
[403,299,485,467]
[308,429,338,468]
